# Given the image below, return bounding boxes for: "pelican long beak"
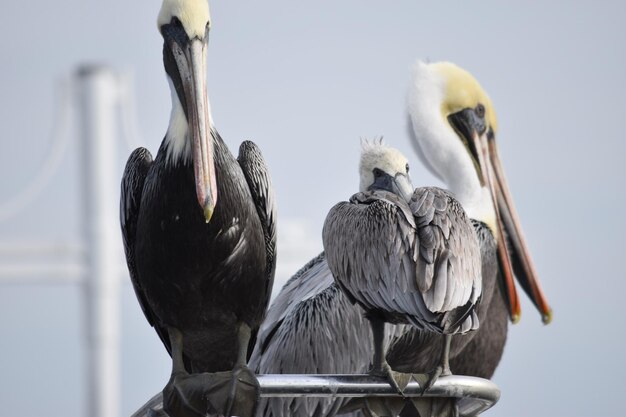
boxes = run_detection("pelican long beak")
[488,137,552,324]
[470,129,522,323]
[475,129,552,324]
[169,36,218,222]
[449,109,551,324]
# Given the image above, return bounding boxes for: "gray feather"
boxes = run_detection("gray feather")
[249,253,405,417]
[323,187,482,334]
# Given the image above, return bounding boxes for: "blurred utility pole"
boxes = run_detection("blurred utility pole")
[76,65,122,417]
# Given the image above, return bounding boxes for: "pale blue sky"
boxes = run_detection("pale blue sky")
[1,1,625,416]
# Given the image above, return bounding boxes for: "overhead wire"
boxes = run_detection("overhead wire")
[117,72,145,151]
[0,77,75,222]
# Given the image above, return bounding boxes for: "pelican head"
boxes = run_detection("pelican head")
[359,139,414,202]
[407,61,551,324]
[158,0,216,222]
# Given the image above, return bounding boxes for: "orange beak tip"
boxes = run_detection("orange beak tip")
[542,309,553,325]
[511,313,521,324]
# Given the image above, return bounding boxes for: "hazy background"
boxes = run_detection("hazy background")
[1,1,625,416]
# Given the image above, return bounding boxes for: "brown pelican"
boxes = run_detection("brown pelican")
[249,61,551,417]
[322,141,482,394]
[120,0,276,415]
[399,61,552,379]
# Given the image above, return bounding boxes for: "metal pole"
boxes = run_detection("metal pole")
[76,65,121,417]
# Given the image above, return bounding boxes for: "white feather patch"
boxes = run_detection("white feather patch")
[164,77,191,166]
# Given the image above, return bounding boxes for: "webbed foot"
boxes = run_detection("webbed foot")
[162,367,259,417]
[223,364,260,417]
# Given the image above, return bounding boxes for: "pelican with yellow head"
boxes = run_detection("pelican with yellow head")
[407,61,551,327]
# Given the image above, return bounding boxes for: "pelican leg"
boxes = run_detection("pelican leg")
[163,326,212,417]
[367,317,408,396]
[236,322,251,367]
[370,317,386,374]
[420,334,453,394]
[168,327,186,376]
[441,334,452,375]
[223,322,260,417]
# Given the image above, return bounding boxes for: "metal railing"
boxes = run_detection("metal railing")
[131,374,500,417]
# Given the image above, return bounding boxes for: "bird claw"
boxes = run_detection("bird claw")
[369,363,412,396]
[414,365,451,395]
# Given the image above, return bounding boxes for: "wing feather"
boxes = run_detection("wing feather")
[237,140,277,286]
[121,148,193,366]
[120,147,156,326]
[410,188,482,329]
[238,140,277,355]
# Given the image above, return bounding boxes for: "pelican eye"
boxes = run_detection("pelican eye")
[373,168,384,178]
[171,17,183,28]
[476,103,486,119]
[405,163,410,174]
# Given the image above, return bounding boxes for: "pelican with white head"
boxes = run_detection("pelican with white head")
[359,139,414,203]
[407,60,551,324]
